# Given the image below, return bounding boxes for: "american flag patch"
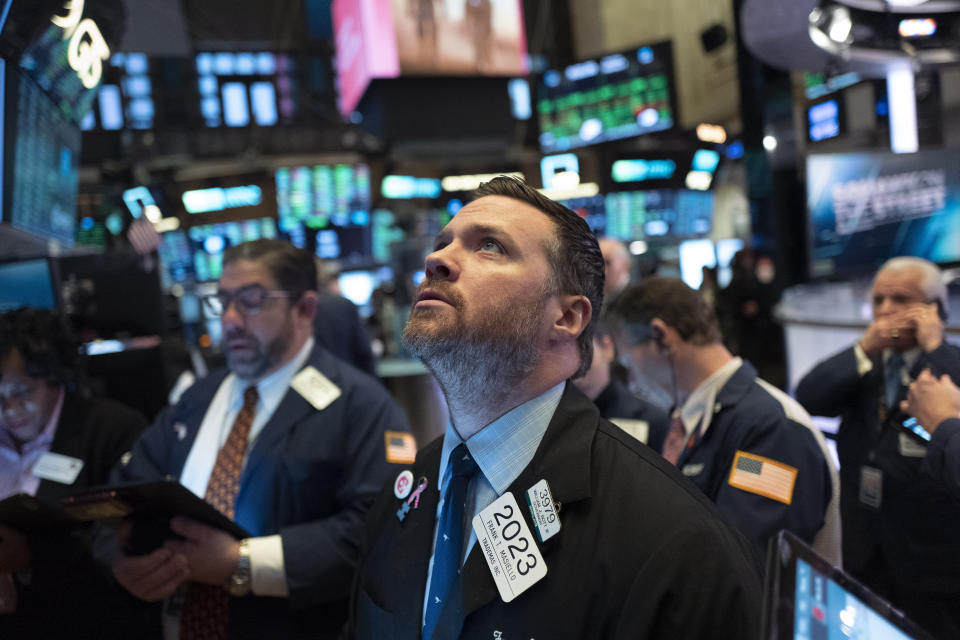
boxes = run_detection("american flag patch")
[727,450,797,505]
[384,431,417,464]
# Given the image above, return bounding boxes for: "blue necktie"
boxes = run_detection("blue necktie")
[885,352,905,408]
[423,443,478,640]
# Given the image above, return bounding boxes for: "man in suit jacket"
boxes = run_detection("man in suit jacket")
[0,307,150,639]
[796,256,960,639]
[572,316,669,450]
[110,240,412,640]
[313,291,376,377]
[349,177,761,640]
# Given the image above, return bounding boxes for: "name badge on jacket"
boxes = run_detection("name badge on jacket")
[32,452,84,485]
[473,492,547,602]
[291,366,341,410]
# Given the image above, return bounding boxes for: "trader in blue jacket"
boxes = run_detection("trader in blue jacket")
[110,239,413,640]
[606,277,841,565]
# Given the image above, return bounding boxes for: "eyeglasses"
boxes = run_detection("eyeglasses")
[201,284,297,316]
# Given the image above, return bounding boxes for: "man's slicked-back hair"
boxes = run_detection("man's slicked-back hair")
[605,277,722,346]
[223,239,318,301]
[475,176,605,377]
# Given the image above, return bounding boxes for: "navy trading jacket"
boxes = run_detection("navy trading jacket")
[674,361,840,565]
[349,383,761,640]
[115,343,412,639]
[796,342,960,595]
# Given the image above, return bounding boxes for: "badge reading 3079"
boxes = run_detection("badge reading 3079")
[472,492,547,603]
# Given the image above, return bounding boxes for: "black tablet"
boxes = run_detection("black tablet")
[0,493,79,531]
[761,530,935,640]
[60,480,249,554]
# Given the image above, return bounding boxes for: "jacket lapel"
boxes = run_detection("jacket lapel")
[388,443,443,639]
[35,394,85,502]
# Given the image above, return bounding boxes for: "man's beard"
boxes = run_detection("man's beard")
[224,318,295,381]
[402,282,548,407]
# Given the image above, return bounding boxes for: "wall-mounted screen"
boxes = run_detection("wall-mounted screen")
[276,164,371,231]
[0,258,58,311]
[332,0,528,115]
[807,150,960,279]
[605,189,712,241]
[187,217,278,282]
[7,72,80,246]
[537,41,675,153]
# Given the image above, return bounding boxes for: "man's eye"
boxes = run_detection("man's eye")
[480,239,502,253]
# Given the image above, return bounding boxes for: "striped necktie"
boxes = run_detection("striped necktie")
[661,412,688,465]
[180,384,259,640]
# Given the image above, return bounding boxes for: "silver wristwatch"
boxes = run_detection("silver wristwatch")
[226,538,252,596]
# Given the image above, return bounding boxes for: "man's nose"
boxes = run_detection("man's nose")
[424,245,459,281]
[221,299,246,329]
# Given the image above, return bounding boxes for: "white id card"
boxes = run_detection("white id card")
[32,452,84,485]
[859,465,883,510]
[291,366,342,411]
[524,479,560,542]
[473,492,547,602]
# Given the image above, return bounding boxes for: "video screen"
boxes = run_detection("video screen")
[188,218,278,282]
[793,558,913,640]
[19,24,100,124]
[559,194,606,234]
[605,190,712,241]
[276,164,372,231]
[157,231,195,288]
[0,259,57,311]
[807,150,960,279]
[8,73,80,246]
[333,0,528,115]
[537,41,675,153]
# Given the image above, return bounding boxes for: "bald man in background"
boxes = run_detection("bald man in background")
[598,237,631,302]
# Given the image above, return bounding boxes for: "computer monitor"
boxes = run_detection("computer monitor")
[0,257,59,312]
[762,530,934,640]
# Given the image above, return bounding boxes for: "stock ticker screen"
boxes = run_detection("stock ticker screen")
[537,41,676,153]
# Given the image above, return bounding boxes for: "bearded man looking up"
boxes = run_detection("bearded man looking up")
[348,177,761,640]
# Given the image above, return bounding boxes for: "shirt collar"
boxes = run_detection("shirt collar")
[680,357,742,436]
[883,346,921,370]
[225,336,315,408]
[438,382,565,496]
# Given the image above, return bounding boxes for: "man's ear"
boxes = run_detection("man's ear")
[296,290,319,321]
[552,294,592,340]
[650,318,671,354]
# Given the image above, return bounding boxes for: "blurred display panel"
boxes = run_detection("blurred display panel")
[807,150,960,279]
[332,0,527,116]
[8,73,80,246]
[537,41,675,153]
[605,190,712,241]
[187,217,278,282]
[276,164,371,231]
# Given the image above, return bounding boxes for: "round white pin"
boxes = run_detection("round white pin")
[393,470,415,499]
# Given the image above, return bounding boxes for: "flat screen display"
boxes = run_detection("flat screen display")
[605,190,712,241]
[276,164,372,231]
[0,258,57,312]
[8,73,80,246]
[537,41,675,153]
[187,218,278,282]
[764,530,933,640]
[19,24,100,125]
[807,150,960,279]
[332,0,528,115]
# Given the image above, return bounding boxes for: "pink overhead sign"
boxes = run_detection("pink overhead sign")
[334,0,529,116]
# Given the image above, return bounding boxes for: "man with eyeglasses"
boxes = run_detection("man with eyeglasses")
[110,239,413,640]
